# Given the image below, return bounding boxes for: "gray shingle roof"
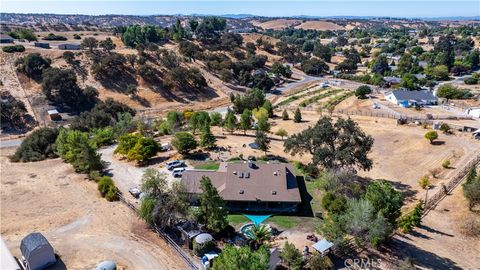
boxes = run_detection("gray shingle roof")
[20,233,52,260]
[182,162,301,203]
[390,90,437,101]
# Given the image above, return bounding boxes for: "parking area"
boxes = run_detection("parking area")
[98,145,189,202]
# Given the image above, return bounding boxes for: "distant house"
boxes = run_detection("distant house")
[465,108,480,118]
[383,76,402,86]
[34,42,50,49]
[0,34,14,43]
[20,233,56,270]
[58,44,80,50]
[385,90,437,107]
[182,162,302,213]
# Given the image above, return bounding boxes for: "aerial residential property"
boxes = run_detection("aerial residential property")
[1,1,480,270]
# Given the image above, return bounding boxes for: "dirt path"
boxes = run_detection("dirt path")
[0,148,187,270]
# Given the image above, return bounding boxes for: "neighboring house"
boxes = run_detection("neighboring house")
[465,108,480,118]
[0,34,14,43]
[34,42,50,49]
[182,161,302,213]
[383,76,402,86]
[58,43,81,50]
[20,233,56,270]
[385,90,438,107]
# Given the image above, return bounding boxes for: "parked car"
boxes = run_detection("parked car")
[129,187,141,198]
[166,160,185,170]
[172,167,186,178]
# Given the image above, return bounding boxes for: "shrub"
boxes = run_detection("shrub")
[2,45,25,53]
[171,132,198,155]
[463,77,478,85]
[105,185,119,201]
[442,160,451,169]
[15,53,51,79]
[399,202,423,233]
[43,33,67,41]
[98,176,114,196]
[193,240,216,257]
[210,112,223,126]
[424,131,438,144]
[439,123,451,134]
[355,85,372,99]
[11,128,59,162]
[437,84,472,99]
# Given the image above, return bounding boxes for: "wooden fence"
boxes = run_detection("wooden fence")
[422,154,480,214]
[117,193,200,270]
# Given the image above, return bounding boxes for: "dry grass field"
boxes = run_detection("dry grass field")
[0,147,187,270]
[251,19,303,30]
[294,20,345,31]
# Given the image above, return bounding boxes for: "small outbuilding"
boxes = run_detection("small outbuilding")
[194,233,214,245]
[20,232,56,270]
[58,44,81,50]
[47,109,61,121]
[34,42,50,49]
[0,34,14,43]
[312,239,334,256]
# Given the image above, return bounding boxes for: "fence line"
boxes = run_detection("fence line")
[422,154,480,214]
[117,193,199,270]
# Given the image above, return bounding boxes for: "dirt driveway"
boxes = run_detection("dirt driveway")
[0,148,187,270]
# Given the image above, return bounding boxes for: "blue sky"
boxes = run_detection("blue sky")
[2,1,479,18]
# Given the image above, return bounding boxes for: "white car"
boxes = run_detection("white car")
[172,167,186,178]
[166,160,185,170]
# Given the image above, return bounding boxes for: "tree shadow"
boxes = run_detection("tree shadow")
[384,236,462,270]
[97,72,137,93]
[431,141,445,146]
[382,179,418,202]
[419,225,454,237]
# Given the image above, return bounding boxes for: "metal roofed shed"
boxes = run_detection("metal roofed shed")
[20,232,56,270]
[1,235,21,270]
[47,109,62,121]
[0,34,14,43]
[312,239,334,255]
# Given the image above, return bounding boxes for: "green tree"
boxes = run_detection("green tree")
[127,137,159,162]
[309,252,333,270]
[199,176,228,233]
[239,109,253,135]
[55,128,103,173]
[364,180,403,224]
[244,224,272,250]
[141,168,167,198]
[11,128,59,162]
[424,131,438,144]
[223,109,238,134]
[282,109,289,120]
[284,117,374,171]
[171,132,198,155]
[15,53,51,79]
[280,242,302,270]
[200,124,216,148]
[255,130,270,155]
[399,201,423,233]
[139,197,157,224]
[355,85,372,99]
[400,74,419,90]
[256,115,270,133]
[418,175,431,205]
[99,37,116,53]
[463,167,480,210]
[212,245,270,270]
[210,112,223,126]
[294,108,302,123]
[262,100,274,118]
[275,128,288,140]
[81,37,98,52]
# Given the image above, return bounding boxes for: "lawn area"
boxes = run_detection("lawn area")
[305,180,323,213]
[267,216,301,229]
[194,162,220,170]
[228,214,249,225]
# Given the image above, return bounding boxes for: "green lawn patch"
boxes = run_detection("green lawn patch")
[268,216,300,229]
[228,214,249,225]
[194,162,220,170]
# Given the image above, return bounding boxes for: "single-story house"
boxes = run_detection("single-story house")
[0,34,14,43]
[1,236,21,270]
[385,90,438,107]
[58,43,81,50]
[20,233,56,270]
[383,76,402,85]
[465,108,480,118]
[182,162,302,213]
[34,42,50,49]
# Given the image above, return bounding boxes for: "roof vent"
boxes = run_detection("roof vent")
[239,190,244,194]
[271,191,277,195]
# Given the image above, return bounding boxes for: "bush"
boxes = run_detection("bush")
[464,77,478,85]
[439,123,451,134]
[15,53,51,79]
[355,85,372,99]
[442,160,451,169]
[105,185,119,201]
[2,45,25,53]
[399,202,423,233]
[424,131,438,144]
[43,33,67,41]
[437,84,472,99]
[171,132,198,155]
[11,128,59,162]
[98,176,118,201]
[193,240,216,257]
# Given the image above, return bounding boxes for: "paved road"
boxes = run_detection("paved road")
[0,139,23,148]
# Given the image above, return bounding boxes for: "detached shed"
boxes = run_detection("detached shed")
[312,239,334,256]
[20,233,56,270]
[47,109,61,121]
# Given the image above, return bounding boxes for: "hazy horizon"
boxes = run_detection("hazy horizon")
[2,1,479,18]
